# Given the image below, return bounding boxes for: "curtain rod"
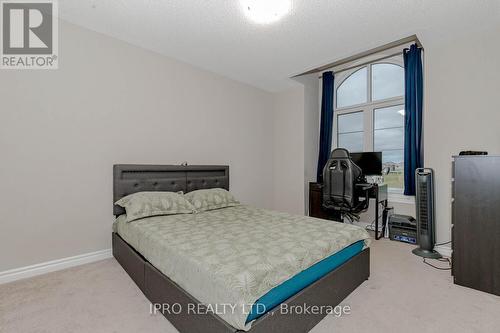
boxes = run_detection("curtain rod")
[294,35,422,78]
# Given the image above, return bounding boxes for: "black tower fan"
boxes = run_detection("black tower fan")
[412,168,441,259]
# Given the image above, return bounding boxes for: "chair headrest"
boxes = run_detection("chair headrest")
[330,148,350,159]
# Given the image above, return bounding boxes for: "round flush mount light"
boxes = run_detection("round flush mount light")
[240,0,292,24]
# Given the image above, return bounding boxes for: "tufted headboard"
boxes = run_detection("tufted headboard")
[113,165,229,216]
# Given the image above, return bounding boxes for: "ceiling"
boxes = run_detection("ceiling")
[59,0,500,92]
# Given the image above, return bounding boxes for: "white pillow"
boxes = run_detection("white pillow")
[115,191,195,222]
[184,188,239,212]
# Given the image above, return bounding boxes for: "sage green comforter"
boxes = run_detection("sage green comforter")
[113,205,370,331]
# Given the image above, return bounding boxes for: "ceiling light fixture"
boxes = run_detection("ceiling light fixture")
[240,0,292,24]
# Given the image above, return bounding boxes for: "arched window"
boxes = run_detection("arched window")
[333,57,405,191]
[336,67,368,108]
[372,63,404,101]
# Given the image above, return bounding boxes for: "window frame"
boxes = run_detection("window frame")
[337,111,365,153]
[332,56,405,193]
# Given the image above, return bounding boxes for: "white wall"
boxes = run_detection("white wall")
[298,74,321,214]
[0,21,274,272]
[271,73,320,215]
[423,23,500,246]
[272,87,305,214]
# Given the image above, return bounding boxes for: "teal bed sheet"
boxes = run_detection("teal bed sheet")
[246,240,365,323]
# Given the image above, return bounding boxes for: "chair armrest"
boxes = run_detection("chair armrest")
[355,183,373,191]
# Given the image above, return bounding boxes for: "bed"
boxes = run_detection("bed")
[112,164,370,333]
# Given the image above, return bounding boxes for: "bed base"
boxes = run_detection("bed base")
[112,232,370,333]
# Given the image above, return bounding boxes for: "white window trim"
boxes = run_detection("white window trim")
[332,56,409,197]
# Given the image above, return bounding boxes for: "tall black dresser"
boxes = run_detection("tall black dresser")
[452,155,500,296]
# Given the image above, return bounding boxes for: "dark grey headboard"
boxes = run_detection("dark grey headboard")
[113,165,229,216]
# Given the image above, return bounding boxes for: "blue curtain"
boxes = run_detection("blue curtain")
[403,44,424,195]
[316,71,334,182]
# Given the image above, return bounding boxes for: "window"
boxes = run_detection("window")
[332,56,405,192]
[338,112,364,152]
[337,67,367,108]
[372,64,404,101]
[374,105,404,189]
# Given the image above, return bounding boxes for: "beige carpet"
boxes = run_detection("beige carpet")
[1,239,499,333]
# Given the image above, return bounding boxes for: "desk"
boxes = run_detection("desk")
[309,182,388,240]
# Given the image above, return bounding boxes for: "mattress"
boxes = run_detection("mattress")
[113,205,370,331]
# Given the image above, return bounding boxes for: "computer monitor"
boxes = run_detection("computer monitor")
[350,152,383,176]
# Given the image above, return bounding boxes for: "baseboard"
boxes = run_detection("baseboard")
[434,244,452,258]
[0,249,112,285]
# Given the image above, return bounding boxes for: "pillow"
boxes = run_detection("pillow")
[184,188,239,212]
[115,191,195,222]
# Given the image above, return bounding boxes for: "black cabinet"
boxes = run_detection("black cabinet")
[452,156,500,296]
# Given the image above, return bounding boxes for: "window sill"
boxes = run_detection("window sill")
[388,193,415,204]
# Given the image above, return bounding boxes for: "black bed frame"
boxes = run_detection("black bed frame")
[112,164,370,333]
